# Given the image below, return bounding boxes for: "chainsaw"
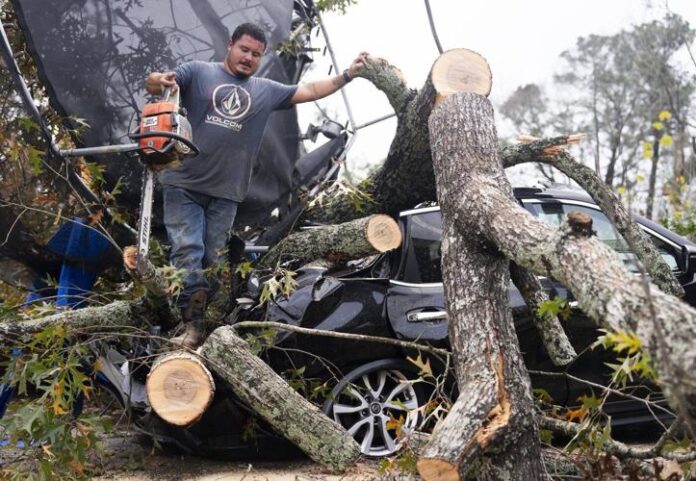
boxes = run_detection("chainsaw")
[59,86,199,272]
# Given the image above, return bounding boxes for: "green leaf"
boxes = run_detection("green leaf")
[235,261,253,279]
[27,147,45,175]
[539,428,554,445]
[537,297,570,321]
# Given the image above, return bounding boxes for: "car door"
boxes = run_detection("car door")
[386,208,449,346]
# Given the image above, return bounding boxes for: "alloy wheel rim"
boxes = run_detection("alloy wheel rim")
[331,369,420,457]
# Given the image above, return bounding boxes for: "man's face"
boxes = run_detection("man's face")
[225,34,265,78]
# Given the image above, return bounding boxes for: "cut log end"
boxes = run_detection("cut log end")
[366,214,402,252]
[417,459,460,481]
[123,245,138,271]
[567,211,593,237]
[146,352,215,427]
[431,48,492,104]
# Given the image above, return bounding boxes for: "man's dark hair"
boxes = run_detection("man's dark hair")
[231,23,267,48]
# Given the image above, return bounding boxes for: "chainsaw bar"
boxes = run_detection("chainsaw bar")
[136,166,156,272]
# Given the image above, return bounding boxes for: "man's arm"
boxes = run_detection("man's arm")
[145,71,178,95]
[290,52,368,105]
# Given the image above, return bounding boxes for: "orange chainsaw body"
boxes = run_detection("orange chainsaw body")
[137,99,193,164]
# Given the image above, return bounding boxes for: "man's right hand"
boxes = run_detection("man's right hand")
[145,71,179,95]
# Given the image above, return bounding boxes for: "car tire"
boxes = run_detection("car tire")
[323,359,427,457]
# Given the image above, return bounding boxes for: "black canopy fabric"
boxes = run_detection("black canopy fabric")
[12,0,314,227]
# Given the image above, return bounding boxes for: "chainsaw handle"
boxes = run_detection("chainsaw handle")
[129,130,200,156]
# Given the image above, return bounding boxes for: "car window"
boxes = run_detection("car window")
[399,212,442,283]
[527,201,679,272]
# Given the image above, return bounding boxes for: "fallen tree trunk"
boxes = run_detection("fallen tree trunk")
[196,326,361,472]
[307,53,681,299]
[417,91,543,481]
[0,298,158,342]
[502,136,684,298]
[305,49,492,224]
[257,214,401,269]
[441,92,696,435]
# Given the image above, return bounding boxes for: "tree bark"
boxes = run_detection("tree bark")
[122,245,176,327]
[305,49,492,224]
[257,214,401,269]
[198,326,361,472]
[502,136,684,297]
[0,298,158,343]
[646,135,661,220]
[417,93,543,480]
[445,94,696,433]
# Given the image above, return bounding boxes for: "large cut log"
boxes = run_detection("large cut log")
[441,93,696,435]
[197,326,360,472]
[417,92,543,481]
[257,214,401,269]
[502,136,684,298]
[305,49,492,224]
[146,351,215,427]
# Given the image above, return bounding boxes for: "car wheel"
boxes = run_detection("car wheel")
[323,359,425,457]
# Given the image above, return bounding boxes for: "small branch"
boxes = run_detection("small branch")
[231,321,451,359]
[538,416,695,462]
[528,369,675,419]
[500,135,684,298]
[509,263,576,366]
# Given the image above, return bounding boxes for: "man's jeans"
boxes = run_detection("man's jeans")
[162,185,238,308]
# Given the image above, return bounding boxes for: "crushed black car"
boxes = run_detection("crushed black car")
[100,186,696,458]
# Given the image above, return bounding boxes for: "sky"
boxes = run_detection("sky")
[295,0,696,179]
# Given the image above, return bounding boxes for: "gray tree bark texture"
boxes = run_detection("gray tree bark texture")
[257,214,401,269]
[198,326,361,472]
[445,94,696,434]
[502,137,684,298]
[417,94,544,481]
[0,299,161,343]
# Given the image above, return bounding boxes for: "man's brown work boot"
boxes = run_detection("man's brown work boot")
[170,289,207,349]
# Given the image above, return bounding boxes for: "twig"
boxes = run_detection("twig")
[231,320,451,358]
[528,369,675,419]
[538,416,694,461]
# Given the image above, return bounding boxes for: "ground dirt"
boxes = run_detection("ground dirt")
[93,434,385,481]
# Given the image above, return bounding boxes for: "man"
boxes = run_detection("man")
[145,22,367,348]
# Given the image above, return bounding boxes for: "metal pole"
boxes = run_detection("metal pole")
[354,113,397,131]
[59,143,140,157]
[424,0,444,54]
[0,21,56,154]
[0,20,103,205]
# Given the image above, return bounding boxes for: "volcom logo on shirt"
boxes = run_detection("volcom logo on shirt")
[206,84,251,131]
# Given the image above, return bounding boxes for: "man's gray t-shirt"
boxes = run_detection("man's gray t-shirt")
[158,61,297,201]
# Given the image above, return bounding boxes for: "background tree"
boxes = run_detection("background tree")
[502,14,696,221]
